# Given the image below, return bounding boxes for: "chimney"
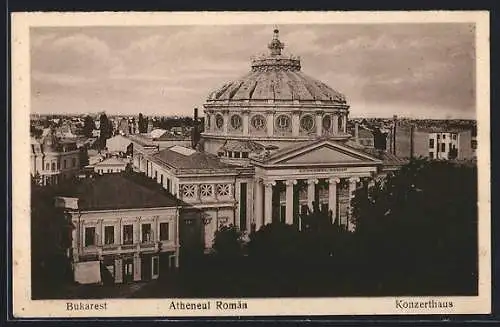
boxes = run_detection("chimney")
[392,115,398,155]
[191,107,200,149]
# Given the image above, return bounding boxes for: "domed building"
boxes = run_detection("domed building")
[131,29,404,252]
[202,28,351,162]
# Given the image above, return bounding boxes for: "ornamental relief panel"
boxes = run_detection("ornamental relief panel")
[249,114,267,134]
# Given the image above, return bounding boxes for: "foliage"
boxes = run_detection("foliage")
[212,224,244,258]
[82,115,96,138]
[79,145,89,167]
[138,113,149,133]
[31,180,74,298]
[99,113,113,148]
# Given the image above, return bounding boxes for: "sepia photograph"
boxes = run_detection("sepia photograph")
[12,11,490,317]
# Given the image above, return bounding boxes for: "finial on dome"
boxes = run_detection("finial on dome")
[268,26,284,56]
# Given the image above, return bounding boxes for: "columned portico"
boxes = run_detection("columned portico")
[347,177,360,230]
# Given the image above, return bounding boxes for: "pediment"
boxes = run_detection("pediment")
[268,139,382,166]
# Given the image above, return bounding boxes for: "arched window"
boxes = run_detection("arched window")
[215,114,224,130]
[322,115,332,131]
[251,114,266,131]
[300,115,315,132]
[338,115,343,132]
[275,114,291,132]
[230,114,242,130]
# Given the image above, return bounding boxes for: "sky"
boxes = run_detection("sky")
[30,23,476,119]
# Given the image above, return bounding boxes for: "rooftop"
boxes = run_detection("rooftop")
[153,145,237,170]
[56,173,180,211]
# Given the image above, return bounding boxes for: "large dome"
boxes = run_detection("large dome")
[206,29,347,105]
[202,28,352,162]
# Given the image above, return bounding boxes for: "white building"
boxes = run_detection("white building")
[428,130,473,160]
[94,157,128,174]
[31,129,81,185]
[130,29,405,251]
[56,174,180,284]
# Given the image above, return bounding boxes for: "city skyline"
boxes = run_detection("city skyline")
[31,24,476,119]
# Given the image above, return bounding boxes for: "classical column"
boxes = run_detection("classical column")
[328,177,340,224]
[263,180,276,225]
[333,115,339,134]
[222,110,229,134]
[292,110,301,136]
[347,177,360,230]
[315,110,323,137]
[266,110,275,137]
[342,115,348,133]
[242,110,250,135]
[307,179,318,209]
[254,179,263,230]
[285,179,297,225]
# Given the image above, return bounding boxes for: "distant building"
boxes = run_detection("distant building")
[30,129,81,185]
[55,174,180,285]
[106,135,133,154]
[94,157,128,174]
[428,130,473,160]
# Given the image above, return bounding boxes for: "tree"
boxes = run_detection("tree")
[79,145,89,167]
[99,113,113,148]
[138,113,148,133]
[31,181,74,298]
[82,115,96,138]
[350,158,478,294]
[212,224,244,258]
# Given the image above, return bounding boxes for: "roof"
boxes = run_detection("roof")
[357,128,374,138]
[56,173,179,211]
[94,157,128,167]
[219,140,265,153]
[150,129,167,139]
[153,146,236,170]
[361,148,409,167]
[205,29,347,105]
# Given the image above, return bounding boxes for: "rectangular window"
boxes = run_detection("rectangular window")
[51,162,56,171]
[242,152,248,159]
[300,204,309,215]
[453,134,457,140]
[429,139,434,148]
[63,160,67,169]
[443,134,446,140]
[57,162,60,170]
[234,152,241,158]
[142,223,152,243]
[46,163,50,171]
[437,134,440,139]
[441,143,446,152]
[123,225,134,244]
[160,174,164,186]
[167,178,171,193]
[429,152,434,159]
[104,226,114,245]
[84,227,96,247]
[160,223,169,241]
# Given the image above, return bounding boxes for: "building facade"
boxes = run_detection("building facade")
[31,129,81,185]
[128,29,404,251]
[56,174,180,284]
